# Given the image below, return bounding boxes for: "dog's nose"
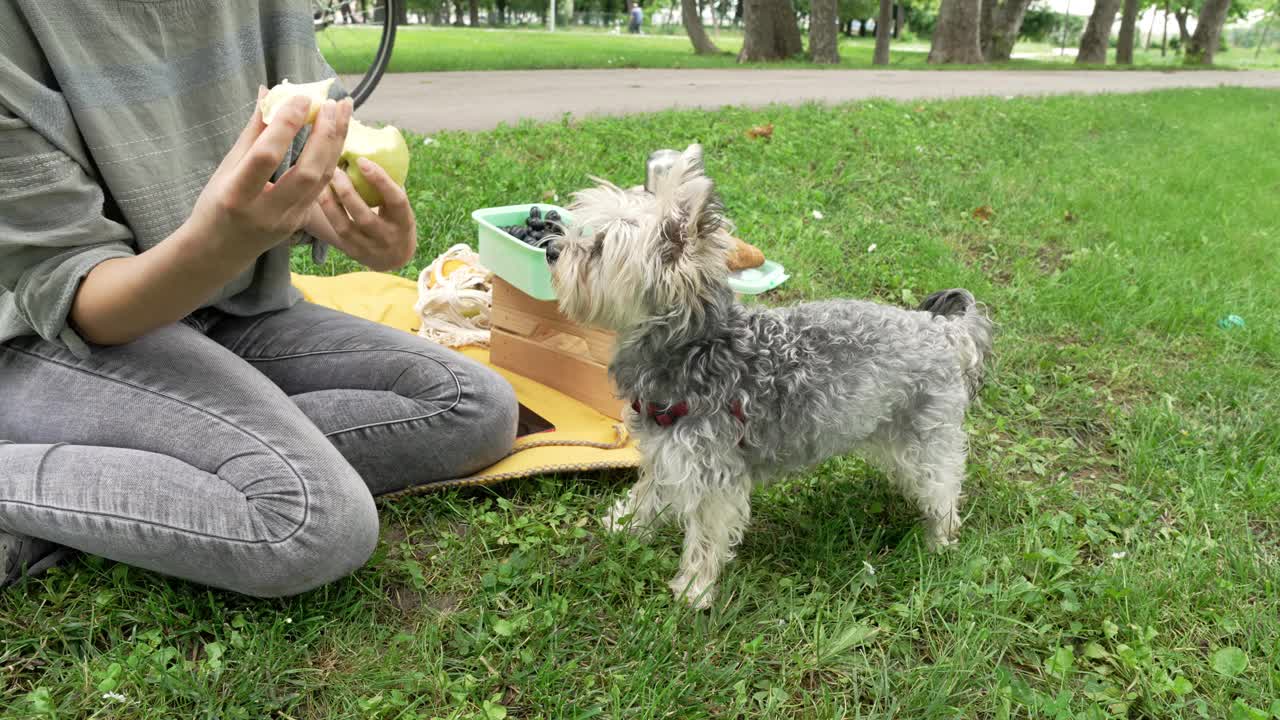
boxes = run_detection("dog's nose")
[545,241,561,265]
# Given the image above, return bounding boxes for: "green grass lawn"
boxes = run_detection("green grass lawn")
[5,88,1280,718]
[317,25,1280,73]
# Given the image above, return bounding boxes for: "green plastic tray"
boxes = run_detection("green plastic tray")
[729,260,790,295]
[473,203,570,301]
[473,202,789,300]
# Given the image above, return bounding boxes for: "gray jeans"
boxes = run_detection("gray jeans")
[0,302,518,596]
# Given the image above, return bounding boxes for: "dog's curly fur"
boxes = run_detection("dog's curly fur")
[546,145,994,609]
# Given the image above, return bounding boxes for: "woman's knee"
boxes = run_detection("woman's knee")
[460,362,519,469]
[231,461,380,598]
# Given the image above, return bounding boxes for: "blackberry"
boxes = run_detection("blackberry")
[545,210,561,223]
[527,218,546,232]
[528,206,541,220]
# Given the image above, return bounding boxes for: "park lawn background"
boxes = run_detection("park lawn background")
[3,88,1279,718]
[317,25,1280,73]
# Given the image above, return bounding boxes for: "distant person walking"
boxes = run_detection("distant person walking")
[629,3,643,33]
[340,1,356,23]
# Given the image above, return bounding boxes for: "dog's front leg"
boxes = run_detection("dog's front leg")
[602,468,669,538]
[669,486,751,610]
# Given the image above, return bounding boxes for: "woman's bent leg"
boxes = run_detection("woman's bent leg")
[209,302,519,496]
[0,323,379,597]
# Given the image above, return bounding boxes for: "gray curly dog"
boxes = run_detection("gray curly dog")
[545,144,994,609]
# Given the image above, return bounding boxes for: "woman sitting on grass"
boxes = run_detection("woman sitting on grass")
[0,1,519,594]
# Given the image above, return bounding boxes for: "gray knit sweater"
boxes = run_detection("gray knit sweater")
[0,0,342,356]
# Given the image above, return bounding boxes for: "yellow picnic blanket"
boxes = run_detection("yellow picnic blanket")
[290,272,639,497]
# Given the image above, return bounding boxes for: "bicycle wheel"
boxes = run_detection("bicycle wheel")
[313,0,397,109]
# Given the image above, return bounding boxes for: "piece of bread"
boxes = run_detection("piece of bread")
[727,236,766,271]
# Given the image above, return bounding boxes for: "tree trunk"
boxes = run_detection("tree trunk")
[469,0,479,25]
[810,0,840,62]
[1161,0,1170,54]
[873,0,892,63]
[894,3,903,37]
[453,0,465,25]
[684,0,723,53]
[738,0,803,61]
[1258,14,1274,57]
[1184,0,1232,63]
[1145,3,1158,48]
[980,0,996,57]
[1174,7,1190,46]
[858,18,868,35]
[1076,0,1120,64]
[982,0,1034,61]
[394,1,409,24]
[1116,0,1139,63]
[995,0,1034,60]
[432,0,445,24]
[928,0,984,63]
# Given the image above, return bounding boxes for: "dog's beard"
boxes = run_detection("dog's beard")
[551,219,653,332]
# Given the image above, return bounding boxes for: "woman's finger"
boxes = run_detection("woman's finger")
[316,185,354,238]
[353,158,412,221]
[271,98,351,209]
[226,95,312,206]
[214,86,269,176]
[330,166,379,228]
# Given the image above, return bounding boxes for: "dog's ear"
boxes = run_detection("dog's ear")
[655,144,725,262]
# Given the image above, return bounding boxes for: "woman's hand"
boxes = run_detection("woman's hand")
[309,159,417,272]
[188,88,353,261]
[70,88,352,346]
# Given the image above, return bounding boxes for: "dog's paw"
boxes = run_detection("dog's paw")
[924,530,959,553]
[669,573,716,610]
[601,499,637,535]
[923,511,960,553]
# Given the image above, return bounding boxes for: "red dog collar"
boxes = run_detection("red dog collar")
[630,399,748,442]
[630,400,690,427]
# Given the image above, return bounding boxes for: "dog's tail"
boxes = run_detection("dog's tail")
[918,289,993,398]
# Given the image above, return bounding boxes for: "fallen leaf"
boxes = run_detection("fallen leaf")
[745,123,774,140]
[1063,210,1077,223]
[1210,647,1248,677]
[972,205,995,222]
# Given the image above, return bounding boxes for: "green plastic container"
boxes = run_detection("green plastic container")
[472,203,569,301]
[472,202,790,300]
[729,260,790,295]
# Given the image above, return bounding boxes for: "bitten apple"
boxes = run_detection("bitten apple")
[259,79,410,208]
[258,78,335,125]
[338,119,409,208]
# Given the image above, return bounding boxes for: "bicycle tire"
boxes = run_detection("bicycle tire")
[347,0,397,109]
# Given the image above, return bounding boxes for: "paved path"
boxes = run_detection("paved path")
[347,69,1280,134]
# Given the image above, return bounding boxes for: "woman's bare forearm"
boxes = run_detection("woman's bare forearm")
[69,221,266,346]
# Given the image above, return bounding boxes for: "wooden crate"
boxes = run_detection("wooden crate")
[489,277,624,420]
